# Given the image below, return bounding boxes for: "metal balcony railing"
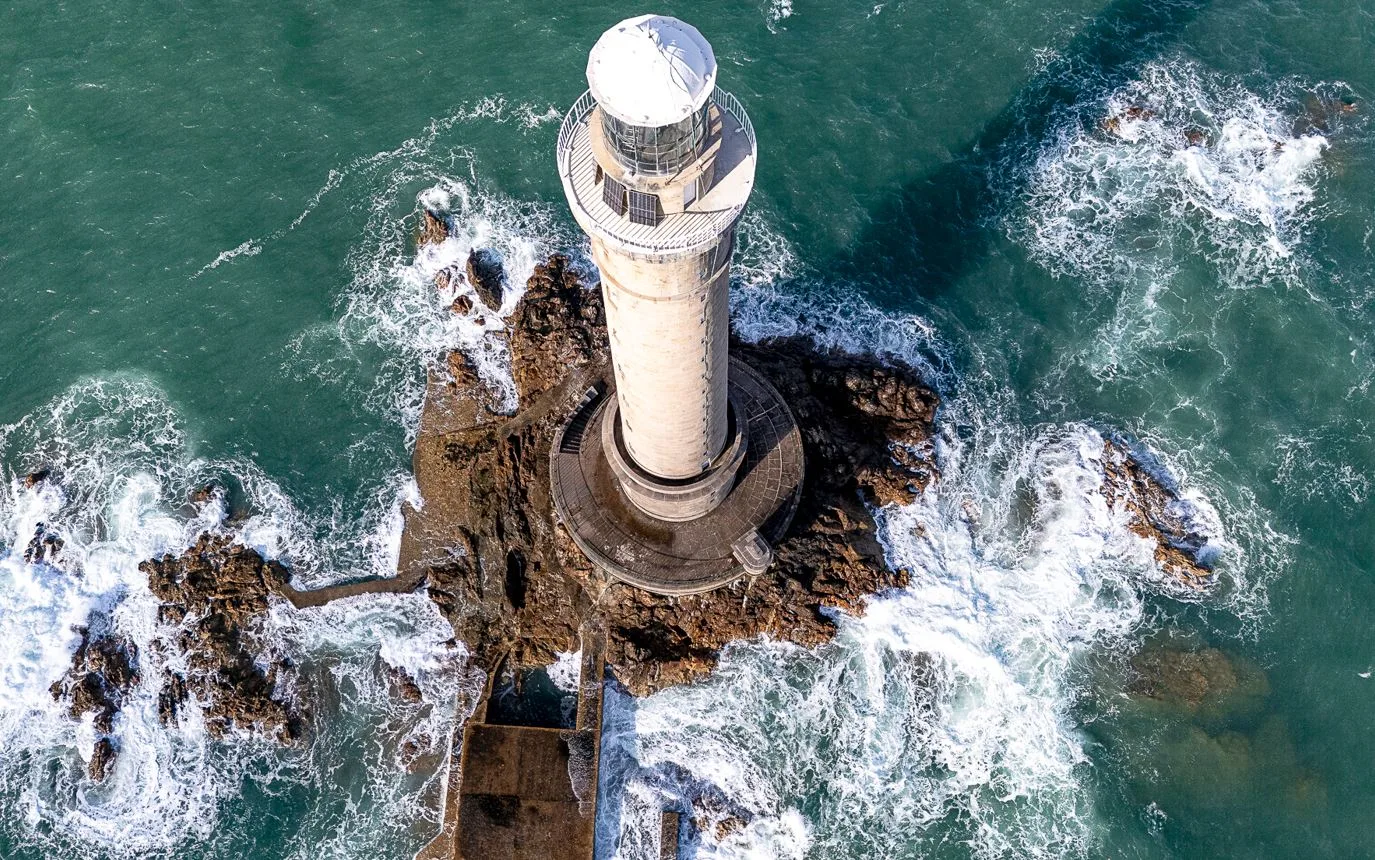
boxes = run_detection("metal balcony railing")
[556,88,756,255]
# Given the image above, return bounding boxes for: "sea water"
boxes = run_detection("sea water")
[1,0,1372,856]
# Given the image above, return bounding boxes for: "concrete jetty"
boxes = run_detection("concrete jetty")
[418,625,606,860]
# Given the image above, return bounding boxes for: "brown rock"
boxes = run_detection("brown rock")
[451,294,473,315]
[189,482,221,506]
[466,249,506,310]
[23,468,51,489]
[158,673,189,725]
[140,535,303,742]
[386,663,425,704]
[417,210,449,248]
[89,737,117,782]
[1100,440,1215,588]
[50,631,139,731]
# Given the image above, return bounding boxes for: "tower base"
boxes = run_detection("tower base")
[550,358,804,596]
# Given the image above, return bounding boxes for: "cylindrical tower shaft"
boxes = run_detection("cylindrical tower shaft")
[592,233,733,478]
[556,14,758,518]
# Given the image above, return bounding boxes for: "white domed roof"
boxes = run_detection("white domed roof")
[586,15,717,128]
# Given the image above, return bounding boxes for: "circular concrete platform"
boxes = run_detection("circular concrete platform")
[550,358,804,595]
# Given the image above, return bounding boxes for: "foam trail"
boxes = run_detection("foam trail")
[730,210,957,391]
[290,166,579,443]
[195,95,564,277]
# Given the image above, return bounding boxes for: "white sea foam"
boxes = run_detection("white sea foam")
[591,211,1279,855]
[730,210,957,390]
[548,650,583,693]
[596,398,1260,857]
[1015,61,1333,288]
[334,173,571,429]
[0,377,466,856]
[1005,61,1345,392]
[764,0,794,33]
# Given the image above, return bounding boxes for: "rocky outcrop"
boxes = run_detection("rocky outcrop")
[89,737,117,783]
[1101,440,1215,588]
[466,249,506,310]
[593,341,935,693]
[418,210,449,247]
[49,631,139,780]
[406,216,940,694]
[141,534,303,742]
[24,523,64,566]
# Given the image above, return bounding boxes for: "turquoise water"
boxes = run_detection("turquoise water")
[2,0,1373,856]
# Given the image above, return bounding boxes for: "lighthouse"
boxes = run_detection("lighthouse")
[550,15,804,595]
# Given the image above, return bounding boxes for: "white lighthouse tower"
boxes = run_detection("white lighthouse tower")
[551,15,804,595]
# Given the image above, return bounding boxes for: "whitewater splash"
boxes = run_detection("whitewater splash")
[330,175,574,432]
[0,377,466,858]
[592,212,1271,858]
[1000,60,1355,395]
[1014,61,1337,286]
[594,410,1233,858]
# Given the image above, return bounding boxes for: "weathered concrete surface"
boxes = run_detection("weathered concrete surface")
[419,625,606,860]
[453,724,593,859]
[550,358,805,595]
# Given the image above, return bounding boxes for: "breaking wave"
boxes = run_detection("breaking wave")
[1012,60,1339,286]
[329,174,574,433]
[0,377,465,858]
[595,378,1261,858]
[1001,60,1356,393]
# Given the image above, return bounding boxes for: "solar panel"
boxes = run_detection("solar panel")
[603,175,626,215]
[627,190,659,227]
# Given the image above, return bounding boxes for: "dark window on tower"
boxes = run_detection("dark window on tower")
[594,164,604,184]
[603,175,627,215]
[627,190,660,227]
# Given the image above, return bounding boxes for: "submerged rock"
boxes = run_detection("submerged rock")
[1130,645,1239,710]
[1127,640,1269,717]
[1100,440,1215,588]
[408,253,939,695]
[141,534,303,741]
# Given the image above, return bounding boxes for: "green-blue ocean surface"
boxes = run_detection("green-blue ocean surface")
[1,0,1372,857]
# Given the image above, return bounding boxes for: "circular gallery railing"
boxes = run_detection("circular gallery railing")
[556,88,756,255]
